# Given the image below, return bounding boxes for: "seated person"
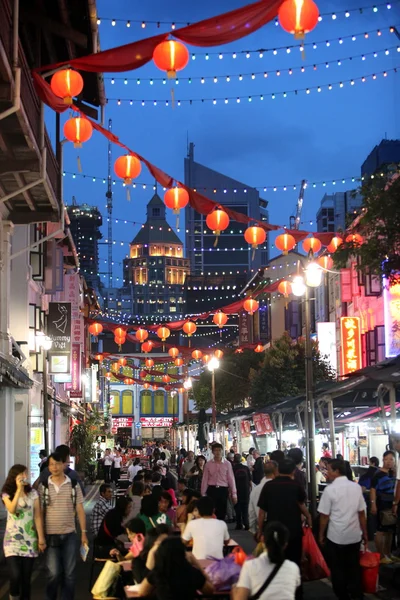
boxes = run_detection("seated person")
[135,537,214,599]
[138,494,172,531]
[161,477,177,506]
[176,489,200,530]
[95,497,132,558]
[110,518,146,562]
[126,481,144,520]
[176,478,187,503]
[132,524,170,584]
[182,496,230,560]
[158,491,176,526]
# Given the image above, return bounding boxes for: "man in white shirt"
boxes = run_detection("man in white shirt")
[248,460,277,534]
[112,451,123,483]
[246,447,255,470]
[318,459,367,600]
[182,495,230,559]
[128,458,142,482]
[103,449,114,483]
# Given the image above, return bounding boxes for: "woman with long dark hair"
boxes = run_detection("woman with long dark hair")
[370,450,397,564]
[232,522,301,599]
[132,524,170,584]
[135,536,214,599]
[1,464,46,600]
[187,455,206,493]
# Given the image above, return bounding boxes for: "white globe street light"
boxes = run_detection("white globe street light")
[291,275,306,297]
[305,262,323,288]
[183,377,192,390]
[208,357,220,372]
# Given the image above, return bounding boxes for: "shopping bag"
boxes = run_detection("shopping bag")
[91,560,121,598]
[232,546,247,565]
[205,555,242,590]
[360,550,380,593]
[301,527,330,581]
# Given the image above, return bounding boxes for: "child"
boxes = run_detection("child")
[110,517,146,562]
[182,496,230,560]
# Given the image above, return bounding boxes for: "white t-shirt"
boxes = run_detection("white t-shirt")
[318,476,366,545]
[113,456,123,468]
[237,553,300,600]
[182,517,230,560]
[103,454,114,466]
[128,464,142,482]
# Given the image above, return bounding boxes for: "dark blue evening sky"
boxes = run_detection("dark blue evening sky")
[51,0,400,287]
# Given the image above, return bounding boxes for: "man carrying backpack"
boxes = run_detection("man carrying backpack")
[232,453,252,530]
[39,451,88,600]
[37,444,85,495]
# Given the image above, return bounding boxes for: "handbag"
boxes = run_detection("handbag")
[249,563,282,600]
[380,508,397,526]
[91,560,121,598]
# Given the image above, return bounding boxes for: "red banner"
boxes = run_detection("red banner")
[240,420,251,437]
[253,413,274,435]
[340,317,362,375]
[66,343,82,398]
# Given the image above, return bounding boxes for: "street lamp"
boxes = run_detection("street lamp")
[36,333,53,456]
[208,357,220,438]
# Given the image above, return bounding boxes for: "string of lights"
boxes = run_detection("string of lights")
[107,67,398,106]
[96,2,397,29]
[105,46,400,86]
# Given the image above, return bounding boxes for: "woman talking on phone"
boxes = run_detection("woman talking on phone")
[1,464,46,600]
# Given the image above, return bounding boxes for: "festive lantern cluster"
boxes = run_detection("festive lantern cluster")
[156,326,171,342]
[51,69,83,104]
[278,0,320,40]
[183,321,196,336]
[243,298,259,314]
[192,349,203,360]
[136,328,148,343]
[213,311,228,328]
[114,326,126,349]
[275,232,296,255]
[153,40,189,78]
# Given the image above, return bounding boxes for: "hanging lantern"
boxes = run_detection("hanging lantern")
[105,372,112,380]
[143,382,151,389]
[135,328,148,343]
[275,233,296,255]
[203,354,211,364]
[145,358,154,368]
[278,280,292,298]
[152,383,159,391]
[244,225,266,249]
[345,233,364,246]
[244,298,259,314]
[94,353,104,362]
[327,236,343,253]
[168,347,179,359]
[162,374,171,383]
[139,370,147,379]
[64,117,93,148]
[118,357,127,367]
[214,349,224,359]
[124,377,134,385]
[278,0,320,39]
[153,40,189,78]
[192,349,203,360]
[51,69,84,104]
[317,255,333,270]
[177,387,185,394]
[164,385,172,392]
[254,344,264,353]
[114,335,126,351]
[156,326,171,342]
[206,208,230,246]
[142,341,154,353]
[89,322,103,339]
[302,237,322,254]
[114,154,141,185]
[183,321,197,336]
[175,357,184,367]
[111,361,119,371]
[164,187,189,214]
[213,311,228,328]
[114,327,126,339]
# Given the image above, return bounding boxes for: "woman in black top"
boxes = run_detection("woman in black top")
[95,497,132,557]
[187,455,206,492]
[132,524,170,584]
[135,537,214,600]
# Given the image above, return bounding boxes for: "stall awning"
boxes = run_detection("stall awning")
[0,355,33,389]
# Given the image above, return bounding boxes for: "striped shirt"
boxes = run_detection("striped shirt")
[39,475,83,535]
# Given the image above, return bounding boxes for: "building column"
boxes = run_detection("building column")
[0,386,15,516]
[0,220,14,356]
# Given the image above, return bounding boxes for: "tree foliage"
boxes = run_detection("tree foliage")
[333,174,400,284]
[193,350,263,413]
[249,333,336,408]
[69,410,103,471]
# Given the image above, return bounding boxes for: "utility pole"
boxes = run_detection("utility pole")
[305,286,317,519]
[106,119,113,288]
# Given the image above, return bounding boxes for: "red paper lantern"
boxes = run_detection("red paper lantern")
[175,357,184,367]
[124,377,134,385]
[278,280,292,297]
[114,327,126,339]
[164,187,189,214]
[243,298,259,314]
[165,385,172,392]
[105,372,112,380]
[142,341,153,353]
[317,255,333,270]
[244,226,266,249]
[345,233,364,246]
[203,354,211,364]
[162,374,171,383]
[94,353,103,362]
[153,40,189,78]
[206,208,230,235]
[145,358,154,368]
[192,349,203,360]
[89,322,103,336]
[140,370,147,379]
[278,0,320,39]
[114,335,126,346]
[156,326,171,342]
[152,383,159,391]
[168,347,179,358]
[143,382,151,389]
[183,321,197,336]
[302,237,322,254]
[135,328,148,343]
[275,233,296,255]
[118,357,127,367]
[114,154,141,185]
[64,117,93,148]
[111,362,119,371]
[254,344,264,353]
[51,69,83,104]
[214,349,224,359]
[213,311,228,328]
[327,236,343,253]
[177,387,185,393]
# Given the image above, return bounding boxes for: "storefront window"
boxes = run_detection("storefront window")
[122,390,133,415]
[141,391,152,415]
[167,394,178,415]
[110,391,120,414]
[154,391,165,414]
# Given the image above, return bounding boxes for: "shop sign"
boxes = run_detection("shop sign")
[259,307,269,342]
[340,317,362,375]
[113,417,133,427]
[239,313,253,345]
[30,427,43,483]
[66,344,82,398]
[240,420,251,437]
[383,281,400,357]
[317,322,337,373]
[47,302,71,374]
[64,274,84,346]
[253,413,274,435]
[140,417,176,428]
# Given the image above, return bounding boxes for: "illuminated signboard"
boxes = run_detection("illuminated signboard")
[112,417,133,427]
[253,413,274,435]
[317,322,337,373]
[383,281,400,358]
[340,317,362,375]
[140,417,175,428]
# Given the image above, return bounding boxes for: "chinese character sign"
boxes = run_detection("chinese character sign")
[253,413,274,435]
[140,417,176,428]
[340,317,362,375]
[383,281,400,358]
[47,302,71,374]
[240,420,251,437]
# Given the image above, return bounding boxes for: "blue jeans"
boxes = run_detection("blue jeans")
[45,532,78,600]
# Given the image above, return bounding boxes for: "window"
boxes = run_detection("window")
[154,391,165,414]
[167,394,178,415]
[110,391,121,414]
[152,208,160,217]
[122,390,133,415]
[141,391,152,414]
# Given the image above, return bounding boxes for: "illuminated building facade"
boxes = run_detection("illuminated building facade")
[123,193,190,316]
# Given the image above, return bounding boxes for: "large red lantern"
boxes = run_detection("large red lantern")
[214,349,224,360]
[114,154,141,185]
[124,378,134,385]
[114,335,126,349]
[118,357,127,367]
[140,370,147,379]
[64,117,93,148]
[183,321,197,337]
[175,357,184,367]
[302,237,322,254]
[275,233,296,255]
[213,311,228,328]
[114,327,126,339]
[105,372,112,380]
[51,69,83,104]
[111,361,120,371]
[244,226,266,249]
[327,236,343,253]
[192,349,203,360]
[156,326,171,342]
[162,374,171,383]
[278,0,320,39]
[142,341,154,353]
[135,328,148,343]
[164,187,189,214]
[94,353,104,362]
[177,387,185,394]
[145,358,154,368]
[206,208,230,236]
[143,382,151,389]
[254,344,264,353]
[168,347,179,359]
[278,280,292,297]
[153,40,189,78]
[317,255,333,270]
[243,298,259,314]
[345,233,364,246]
[152,383,159,391]
[89,322,103,337]
[203,354,211,364]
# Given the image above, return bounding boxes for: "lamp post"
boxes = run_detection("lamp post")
[183,376,192,450]
[207,357,220,439]
[36,333,53,456]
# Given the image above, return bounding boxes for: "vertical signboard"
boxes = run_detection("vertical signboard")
[340,317,362,375]
[47,302,71,374]
[67,343,82,398]
[65,274,84,346]
[253,413,274,435]
[317,322,337,373]
[239,313,253,345]
[259,307,269,342]
[383,281,400,358]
